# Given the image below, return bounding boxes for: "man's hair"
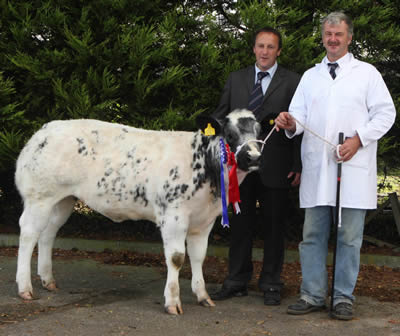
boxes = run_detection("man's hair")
[253,27,282,50]
[321,11,354,36]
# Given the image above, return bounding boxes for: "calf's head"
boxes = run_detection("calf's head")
[221,109,261,171]
[197,109,261,172]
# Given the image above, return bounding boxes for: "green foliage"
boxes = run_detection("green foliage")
[0,129,24,172]
[0,0,399,220]
[0,71,30,174]
[0,72,25,127]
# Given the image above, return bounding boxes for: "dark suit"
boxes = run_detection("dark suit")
[214,65,301,291]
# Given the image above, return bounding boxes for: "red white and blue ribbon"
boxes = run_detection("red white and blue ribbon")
[219,138,229,228]
[226,144,241,214]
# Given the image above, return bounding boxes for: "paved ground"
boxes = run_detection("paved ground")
[1,254,399,336]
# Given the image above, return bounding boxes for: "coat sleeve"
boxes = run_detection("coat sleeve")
[286,73,308,138]
[356,67,396,147]
[289,74,303,173]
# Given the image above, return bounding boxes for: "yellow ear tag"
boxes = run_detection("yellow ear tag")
[204,123,216,136]
[269,119,274,125]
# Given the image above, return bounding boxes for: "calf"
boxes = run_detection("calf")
[15,109,261,314]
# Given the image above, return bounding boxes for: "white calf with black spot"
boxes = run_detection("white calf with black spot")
[15,109,261,314]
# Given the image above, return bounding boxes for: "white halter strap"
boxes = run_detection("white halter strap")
[234,125,277,156]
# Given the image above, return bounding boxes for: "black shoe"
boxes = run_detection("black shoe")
[210,286,248,301]
[330,302,353,321]
[287,299,325,315]
[263,288,281,306]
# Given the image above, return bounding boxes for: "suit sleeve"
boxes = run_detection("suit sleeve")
[292,135,302,172]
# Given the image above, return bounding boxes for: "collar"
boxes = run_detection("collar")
[323,53,352,69]
[254,62,278,80]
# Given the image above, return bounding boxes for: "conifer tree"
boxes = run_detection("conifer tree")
[0,0,398,223]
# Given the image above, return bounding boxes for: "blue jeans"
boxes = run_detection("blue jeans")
[299,206,366,307]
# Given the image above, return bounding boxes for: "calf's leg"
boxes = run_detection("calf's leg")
[186,222,215,307]
[38,196,75,291]
[160,220,187,315]
[16,202,53,300]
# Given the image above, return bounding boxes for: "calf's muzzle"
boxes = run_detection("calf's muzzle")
[235,142,261,172]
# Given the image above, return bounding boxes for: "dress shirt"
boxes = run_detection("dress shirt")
[254,62,278,94]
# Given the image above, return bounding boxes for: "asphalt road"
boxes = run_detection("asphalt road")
[1,255,399,336]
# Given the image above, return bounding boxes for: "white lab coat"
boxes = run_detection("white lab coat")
[287,53,396,209]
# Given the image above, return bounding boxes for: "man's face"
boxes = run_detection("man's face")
[253,32,281,71]
[322,21,352,61]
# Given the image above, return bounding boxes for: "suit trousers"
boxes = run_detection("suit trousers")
[223,172,289,291]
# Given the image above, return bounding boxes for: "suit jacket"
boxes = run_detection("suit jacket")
[213,65,302,188]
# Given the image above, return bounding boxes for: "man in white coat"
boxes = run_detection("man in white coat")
[275,11,396,320]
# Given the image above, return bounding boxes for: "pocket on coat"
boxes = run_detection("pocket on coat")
[343,146,369,170]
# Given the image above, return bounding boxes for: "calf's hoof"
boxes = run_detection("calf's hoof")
[165,304,183,315]
[43,281,58,292]
[19,291,36,301]
[200,298,216,307]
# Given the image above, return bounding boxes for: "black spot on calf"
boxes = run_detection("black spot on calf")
[76,138,88,156]
[133,184,148,207]
[169,167,179,180]
[104,168,113,176]
[38,138,48,150]
[190,132,220,198]
[34,138,48,154]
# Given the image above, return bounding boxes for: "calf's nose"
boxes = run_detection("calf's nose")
[247,151,261,169]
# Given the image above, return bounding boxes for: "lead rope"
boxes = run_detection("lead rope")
[290,117,344,227]
[235,116,344,227]
[237,117,343,157]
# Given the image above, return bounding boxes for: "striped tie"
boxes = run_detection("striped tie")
[328,62,338,79]
[248,71,269,115]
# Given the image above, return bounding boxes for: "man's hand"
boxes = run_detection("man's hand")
[275,112,296,132]
[288,171,301,187]
[338,134,362,162]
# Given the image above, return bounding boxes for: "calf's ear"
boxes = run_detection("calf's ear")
[195,115,222,135]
